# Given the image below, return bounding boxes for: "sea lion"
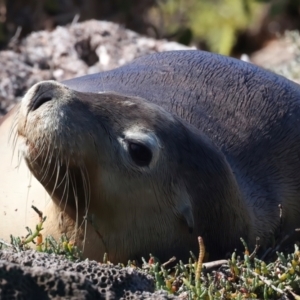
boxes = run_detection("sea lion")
[1,50,300,263]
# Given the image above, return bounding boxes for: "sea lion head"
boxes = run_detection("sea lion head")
[14,80,250,262]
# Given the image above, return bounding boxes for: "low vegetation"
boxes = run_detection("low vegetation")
[1,206,300,299]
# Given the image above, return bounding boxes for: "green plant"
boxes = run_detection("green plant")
[1,206,300,298]
[149,0,264,55]
[0,205,82,261]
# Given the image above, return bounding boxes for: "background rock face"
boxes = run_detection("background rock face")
[1,18,300,117]
[0,19,192,116]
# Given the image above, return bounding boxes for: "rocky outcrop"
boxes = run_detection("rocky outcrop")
[0,250,178,299]
[0,19,192,116]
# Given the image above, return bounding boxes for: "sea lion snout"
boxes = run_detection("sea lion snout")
[20,80,73,114]
[18,81,74,142]
[26,82,59,112]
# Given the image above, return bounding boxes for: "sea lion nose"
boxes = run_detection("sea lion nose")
[22,81,70,115]
[28,84,54,112]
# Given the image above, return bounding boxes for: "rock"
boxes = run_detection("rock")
[0,250,178,299]
[0,19,193,117]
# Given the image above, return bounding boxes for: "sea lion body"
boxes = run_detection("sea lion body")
[1,50,300,262]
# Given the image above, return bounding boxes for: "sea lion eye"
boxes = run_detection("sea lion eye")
[128,142,152,166]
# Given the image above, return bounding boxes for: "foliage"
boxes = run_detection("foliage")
[2,206,300,299]
[149,0,263,55]
[0,206,82,261]
[140,239,300,299]
[148,0,300,55]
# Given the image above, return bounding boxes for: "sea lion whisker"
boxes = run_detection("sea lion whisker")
[80,186,89,251]
[50,158,61,198]
[81,165,91,213]
[41,134,64,186]
[59,159,70,210]
[40,147,55,183]
[55,160,68,190]
[45,148,61,187]
[16,149,23,171]
[69,172,79,242]
[9,124,18,145]
[79,164,91,252]
[40,136,52,173]
[9,122,18,148]
[29,139,47,164]
[82,215,88,250]
[8,106,19,143]
[10,117,20,164]
[11,131,19,165]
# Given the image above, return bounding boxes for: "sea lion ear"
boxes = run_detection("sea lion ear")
[173,187,194,233]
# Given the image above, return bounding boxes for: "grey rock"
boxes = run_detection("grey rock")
[0,20,192,117]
